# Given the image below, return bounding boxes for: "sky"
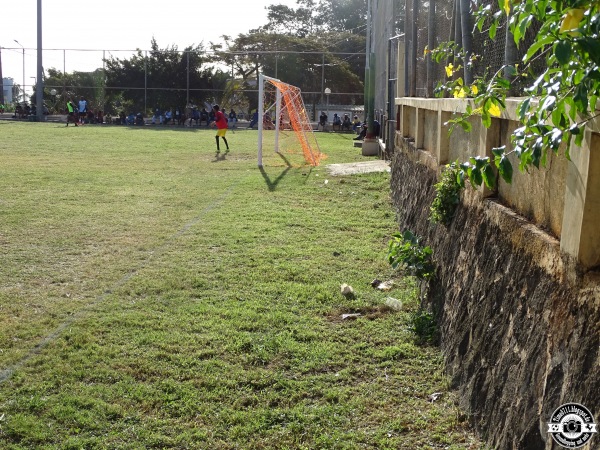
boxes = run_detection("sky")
[1,0,299,96]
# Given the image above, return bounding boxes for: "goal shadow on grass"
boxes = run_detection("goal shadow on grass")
[258,152,295,191]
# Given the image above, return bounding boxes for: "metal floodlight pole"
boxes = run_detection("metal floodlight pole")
[36,0,44,121]
[14,40,25,104]
[144,50,147,114]
[0,45,4,105]
[186,51,190,106]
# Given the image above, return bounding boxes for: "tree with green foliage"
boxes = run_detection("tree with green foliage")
[214,32,363,114]
[432,0,600,192]
[41,67,105,114]
[261,0,367,36]
[103,39,215,115]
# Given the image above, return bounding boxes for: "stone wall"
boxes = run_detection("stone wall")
[390,142,600,449]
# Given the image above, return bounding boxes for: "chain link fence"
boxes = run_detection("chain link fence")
[1,48,365,119]
[405,0,541,97]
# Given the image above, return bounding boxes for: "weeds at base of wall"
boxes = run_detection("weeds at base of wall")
[387,230,440,344]
[410,308,440,345]
[387,230,435,281]
[430,163,463,226]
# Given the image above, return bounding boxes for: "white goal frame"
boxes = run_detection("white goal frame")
[257,74,321,168]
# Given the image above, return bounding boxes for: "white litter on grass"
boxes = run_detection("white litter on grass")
[372,279,394,291]
[340,283,354,296]
[384,297,403,310]
[341,313,362,320]
[429,392,443,402]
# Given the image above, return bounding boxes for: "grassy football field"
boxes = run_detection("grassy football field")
[0,122,482,449]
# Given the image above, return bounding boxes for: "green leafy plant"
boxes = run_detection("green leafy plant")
[431,0,600,188]
[409,308,439,345]
[430,163,464,225]
[388,230,435,281]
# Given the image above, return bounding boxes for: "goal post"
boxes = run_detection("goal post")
[257,74,323,168]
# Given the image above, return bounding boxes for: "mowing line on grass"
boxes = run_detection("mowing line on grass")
[0,178,243,385]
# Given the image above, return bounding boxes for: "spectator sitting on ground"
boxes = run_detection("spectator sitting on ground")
[248,111,259,128]
[164,109,172,125]
[354,123,367,140]
[332,113,342,126]
[86,109,95,124]
[352,115,361,132]
[353,120,380,140]
[263,112,274,130]
[126,113,135,125]
[319,111,328,129]
[342,114,352,131]
[228,109,237,128]
[191,108,200,126]
[151,108,162,125]
[373,119,381,137]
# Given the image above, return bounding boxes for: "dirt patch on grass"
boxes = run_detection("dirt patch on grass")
[325,304,397,323]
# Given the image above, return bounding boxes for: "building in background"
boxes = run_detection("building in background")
[2,78,14,104]
[365,0,405,154]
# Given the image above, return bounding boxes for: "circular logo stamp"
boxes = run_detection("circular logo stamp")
[547,403,597,448]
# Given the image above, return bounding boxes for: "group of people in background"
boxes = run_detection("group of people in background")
[63,99,239,132]
[319,111,365,135]
[9,102,50,119]
[66,97,231,152]
[149,105,238,129]
[66,97,104,126]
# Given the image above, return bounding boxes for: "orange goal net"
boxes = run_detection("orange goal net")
[258,74,323,167]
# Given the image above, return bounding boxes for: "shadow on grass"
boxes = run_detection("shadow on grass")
[212,149,230,162]
[259,152,296,191]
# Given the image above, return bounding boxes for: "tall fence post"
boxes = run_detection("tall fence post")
[0,45,4,105]
[144,50,147,114]
[404,0,410,97]
[36,0,43,121]
[460,0,473,84]
[427,0,436,97]
[186,51,190,106]
[410,0,418,96]
[504,17,518,95]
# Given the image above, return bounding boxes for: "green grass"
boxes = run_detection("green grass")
[0,122,482,449]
